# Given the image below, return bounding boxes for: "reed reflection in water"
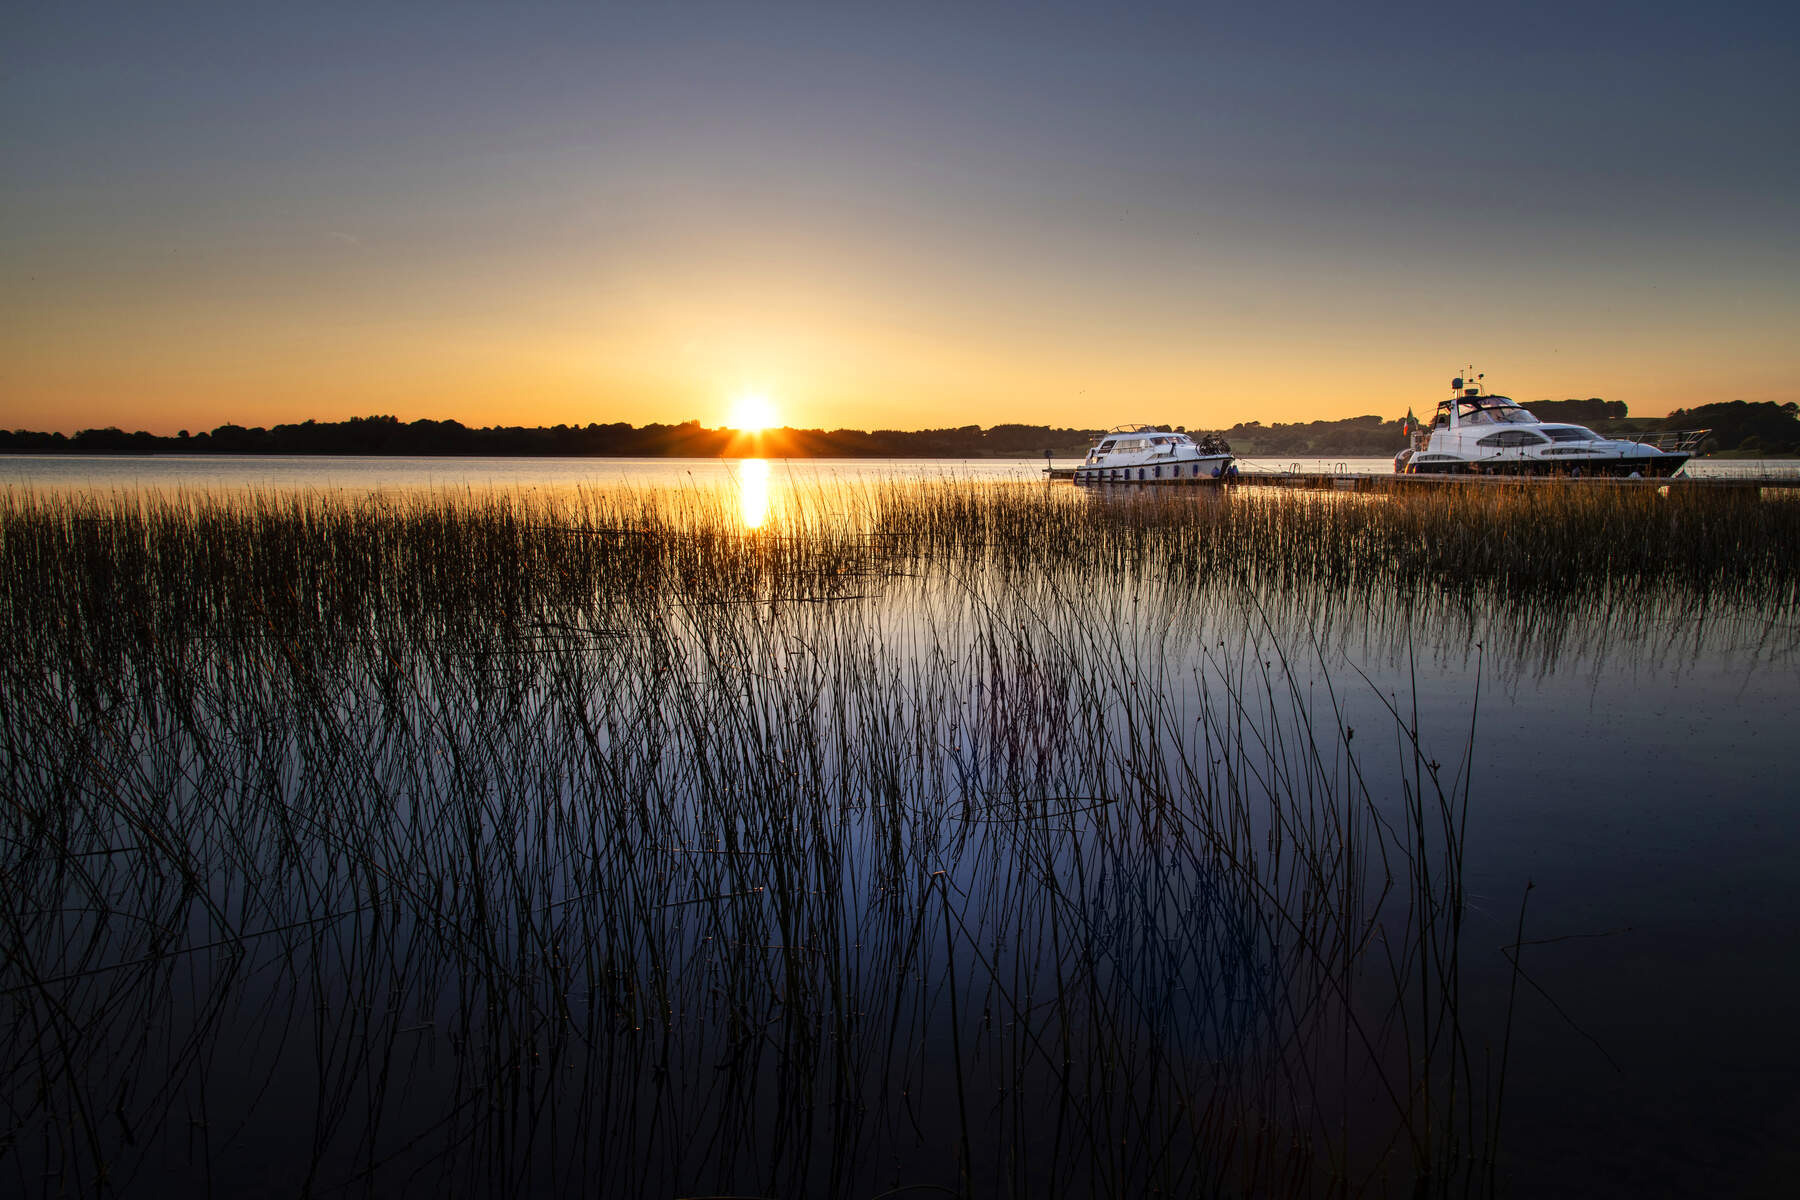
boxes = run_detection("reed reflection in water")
[3,480,1797,1198]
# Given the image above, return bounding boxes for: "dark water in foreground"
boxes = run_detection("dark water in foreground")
[1391,620,1800,1196]
[2,468,1796,1198]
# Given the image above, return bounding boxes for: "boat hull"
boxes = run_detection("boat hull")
[1403,453,1689,478]
[1074,455,1234,484]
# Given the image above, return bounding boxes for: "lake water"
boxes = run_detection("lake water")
[4,452,1794,495]
[2,458,1796,1198]
[0,453,1056,493]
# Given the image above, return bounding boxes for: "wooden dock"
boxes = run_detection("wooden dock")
[1044,467,1800,493]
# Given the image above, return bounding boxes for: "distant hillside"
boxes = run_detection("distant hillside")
[1662,400,1800,455]
[5,398,1793,458]
[0,417,1099,459]
[1220,397,1797,458]
[1217,402,1636,458]
[1219,415,1402,457]
[1524,398,1629,424]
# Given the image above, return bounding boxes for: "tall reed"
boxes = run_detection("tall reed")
[2,478,1789,1197]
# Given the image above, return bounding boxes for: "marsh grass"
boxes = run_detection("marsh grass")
[2,479,1794,1197]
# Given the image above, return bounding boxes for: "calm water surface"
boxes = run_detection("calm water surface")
[1370,612,1800,1196]
[3,458,1795,1198]
[0,453,1053,493]
[4,452,1794,494]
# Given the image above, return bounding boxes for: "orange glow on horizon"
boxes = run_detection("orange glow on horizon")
[0,296,1782,435]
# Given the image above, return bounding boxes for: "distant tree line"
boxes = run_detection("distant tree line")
[1220,401,1633,456]
[1222,399,1798,457]
[0,416,1096,458]
[1219,415,1398,457]
[4,400,1794,458]
[1660,401,1800,456]
[1526,398,1629,423]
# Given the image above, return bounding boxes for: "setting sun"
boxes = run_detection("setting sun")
[728,392,779,433]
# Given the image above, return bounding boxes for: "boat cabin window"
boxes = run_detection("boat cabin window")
[1542,426,1600,442]
[1098,439,1116,450]
[1476,429,1550,448]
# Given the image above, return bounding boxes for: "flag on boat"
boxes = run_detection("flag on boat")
[1402,408,1416,435]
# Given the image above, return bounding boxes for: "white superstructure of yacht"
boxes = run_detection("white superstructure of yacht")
[1394,374,1708,477]
[1074,425,1233,485]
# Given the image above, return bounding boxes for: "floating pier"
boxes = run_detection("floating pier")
[1044,466,1800,493]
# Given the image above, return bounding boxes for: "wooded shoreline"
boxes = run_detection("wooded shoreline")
[5,399,1793,457]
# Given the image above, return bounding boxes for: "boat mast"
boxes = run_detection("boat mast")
[1448,367,1485,429]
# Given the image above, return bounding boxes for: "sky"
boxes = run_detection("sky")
[3,1,1796,435]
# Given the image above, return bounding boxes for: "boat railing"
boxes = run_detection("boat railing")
[1614,428,1711,454]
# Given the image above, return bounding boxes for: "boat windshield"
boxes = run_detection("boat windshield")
[1455,399,1536,426]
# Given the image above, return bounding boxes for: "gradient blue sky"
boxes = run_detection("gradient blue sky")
[4,1,1795,433]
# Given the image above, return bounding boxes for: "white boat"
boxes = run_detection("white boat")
[1074,425,1234,485]
[1394,374,1708,477]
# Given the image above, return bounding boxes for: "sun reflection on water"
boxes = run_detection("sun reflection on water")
[737,458,770,529]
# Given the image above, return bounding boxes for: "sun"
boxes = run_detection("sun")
[728,391,779,433]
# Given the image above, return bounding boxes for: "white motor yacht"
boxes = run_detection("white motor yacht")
[1075,425,1233,485]
[1394,375,1707,477]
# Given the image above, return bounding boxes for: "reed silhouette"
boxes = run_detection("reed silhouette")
[3,479,1793,1197]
